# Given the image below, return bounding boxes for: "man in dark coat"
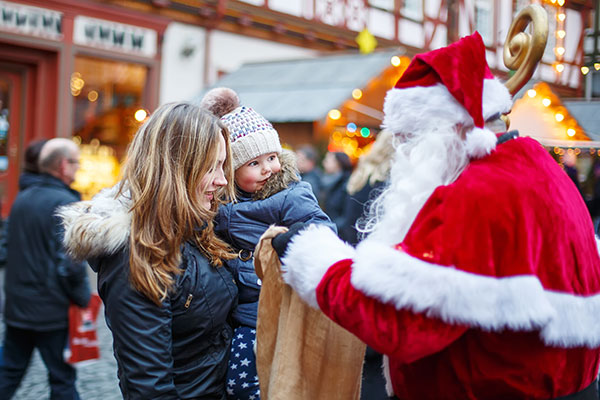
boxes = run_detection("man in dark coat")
[0,138,91,399]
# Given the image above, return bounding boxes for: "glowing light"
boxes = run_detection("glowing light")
[542,98,551,107]
[87,90,98,102]
[527,89,537,98]
[555,64,565,73]
[553,147,560,154]
[347,122,357,132]
[352,89,363,100]
[557,0,565,5]
[556,30,566,39]
[134,109,148,122]
[595,63,600,71]
[391,56,401,67]
[557,13,566,21]
[328,109,342,120]
[555,113,564,122]
[567,128,576,137]
[555,47,565,56]
[582,66,590,75]
[360,127,370,137]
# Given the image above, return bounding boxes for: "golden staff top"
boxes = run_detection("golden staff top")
[503,4,549,95]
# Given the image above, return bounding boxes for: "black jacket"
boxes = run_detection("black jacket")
[320,171,351,232]
[59,187,238,399]
[4,174,91,331]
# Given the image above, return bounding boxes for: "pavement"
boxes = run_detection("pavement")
[0,268,122,400]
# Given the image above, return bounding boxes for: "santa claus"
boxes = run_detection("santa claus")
[271,32,600,399]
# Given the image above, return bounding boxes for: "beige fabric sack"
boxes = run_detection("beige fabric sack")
[254,226,366,400]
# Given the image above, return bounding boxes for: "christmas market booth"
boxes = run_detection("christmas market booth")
[197,49,411,161]
[510,81,600,198]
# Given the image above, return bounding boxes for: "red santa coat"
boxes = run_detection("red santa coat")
[281,136,600,400]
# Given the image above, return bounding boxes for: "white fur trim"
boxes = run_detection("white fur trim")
[481,78,513,120]
[465,127,497,159]
[57,185,131,260]
[281,224,355,308]
[382,355,394,396]
[349,239,600,348]
[382,79,512,134]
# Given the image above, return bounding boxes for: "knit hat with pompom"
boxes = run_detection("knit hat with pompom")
[201,87,282,170]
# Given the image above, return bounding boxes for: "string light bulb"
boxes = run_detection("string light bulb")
[328,109,342,120]
[567,128,576,137]
[527,89,537,98]
[555,113,564,122]
[134,109,148,122]
[582,66,590,75]
[542,98,552,107]
[390,56,401,67]
[352,89,363,100]
[555,63,565,73]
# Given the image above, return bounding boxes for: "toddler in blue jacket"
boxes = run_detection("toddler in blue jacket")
[201,88,335,400]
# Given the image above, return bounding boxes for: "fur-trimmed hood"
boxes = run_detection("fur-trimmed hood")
[57,185,132,262]
[250,149,299,201]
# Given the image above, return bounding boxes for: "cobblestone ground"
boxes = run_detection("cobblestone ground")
[0,269,122,400]
[0,307,122,400]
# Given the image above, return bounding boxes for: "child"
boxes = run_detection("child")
[201,88,335,400]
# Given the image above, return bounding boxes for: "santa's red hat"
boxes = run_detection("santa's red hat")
[383,32,512,158]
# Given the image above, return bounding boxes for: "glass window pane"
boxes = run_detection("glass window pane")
[71,56,148,199]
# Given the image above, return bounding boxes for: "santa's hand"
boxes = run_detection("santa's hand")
[272,222,308,259]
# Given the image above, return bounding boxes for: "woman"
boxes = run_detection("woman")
[342,129,394,245]
[58,102,238,399]
[320,151,353,233]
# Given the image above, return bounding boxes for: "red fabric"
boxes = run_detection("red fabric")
[67,293,102,364]
[394,32,491,128]
[315,137,600,399]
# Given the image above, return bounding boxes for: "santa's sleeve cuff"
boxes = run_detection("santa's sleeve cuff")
[281,224,355,308]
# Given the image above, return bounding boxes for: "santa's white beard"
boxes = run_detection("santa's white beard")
[358,125,469,246]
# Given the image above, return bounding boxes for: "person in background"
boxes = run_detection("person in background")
[201,87,334,400]
[0,139,49,309]
[563,151,581,194]
[19,139,48,190]
[320,151,352,233]
[0,138,91,399]
[341,130,394,246]
[295,145,322,198]
[58,102,238,399]
[341,130,395,399]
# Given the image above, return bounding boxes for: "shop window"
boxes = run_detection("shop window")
[475,0,493,45]
[71,56,148,199]
[369,0,394,11]
[402,0,423,21]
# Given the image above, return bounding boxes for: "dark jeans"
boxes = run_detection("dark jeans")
[0,325,80,400]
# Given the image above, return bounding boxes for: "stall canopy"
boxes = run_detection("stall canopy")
[510,81,600,149]
[195,50,400,123]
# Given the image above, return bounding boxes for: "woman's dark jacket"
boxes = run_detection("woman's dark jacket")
[215,152,335,328]
[59,187,238,399]
[4,173,90,331]
[320,170,351,232]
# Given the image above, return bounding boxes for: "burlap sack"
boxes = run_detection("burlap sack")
[254,226,365,400]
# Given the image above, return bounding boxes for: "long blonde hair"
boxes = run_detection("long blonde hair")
[347,130,395,195]
[118,102,236,305]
